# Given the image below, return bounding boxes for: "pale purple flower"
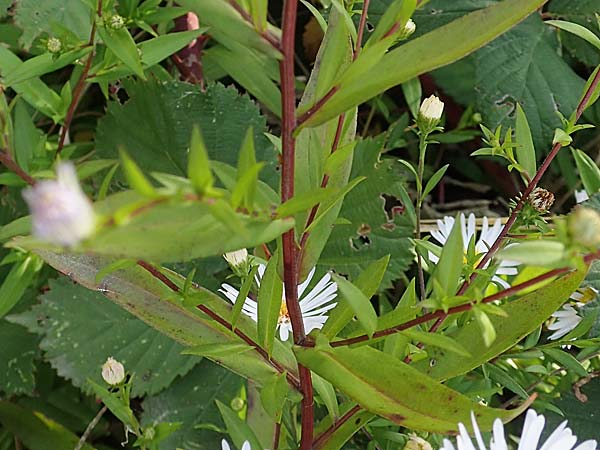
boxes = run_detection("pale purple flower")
[23,162,95,247]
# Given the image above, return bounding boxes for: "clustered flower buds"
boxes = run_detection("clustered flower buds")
[46,37,62,54]
[528,187,555,213]
[398,19,416,40]
[417,95,444,134]
[23,162,96,247]
[568,207,600,248]
[102,357,125,385]
[108,14,125,30]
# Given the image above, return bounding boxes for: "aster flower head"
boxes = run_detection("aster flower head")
[418,95,444,133]
[440,409,597,450]
[548,286,598,341]
[101,357,125,385]
[429,213,519,288]
[219,264,337,341]
[222,440,251,450]
[23,162,95,247]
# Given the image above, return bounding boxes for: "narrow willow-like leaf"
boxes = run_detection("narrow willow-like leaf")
[323,255,389,338]
[400,329,471,357]
[216,400,264,450]
[0,255,40,318]
[260,372,289,422]
[88,379,139,432]
[413,270,585,380]
[401,77,422,119]
[119,149,156,197]
[231,264,260,329]
[546,20,600,52]
[276,187,334,217]
[294,344,527,433]
[312,373,339,421]
[422,164,448,199]
[181,343,253,358]
[432,214,463,296]
[299,0,547,128]
[542,348,588,377]
[485,363,529,399]
[331,274,378,336]
[98,25,145,79]
[515,104,537,179]
[257,255,283,355]
[572,148,600,195]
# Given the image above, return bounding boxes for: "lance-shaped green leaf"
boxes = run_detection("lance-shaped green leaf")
[515,103,537,180]
[0,254,41,318]
[177,0,281,58]
[98,25,145,79]
[422,164,449,199]
[399,329,471,357]
[119,148,157,197]
[299,0,547,129]
[257,254,283,355]
[323,255,389,338]
[432,214,463,297]
[331,274,377,336]
[313,402,373,450]
[188,126,214,195]
[294,344,527,433]
[231,264,260,329]
[572,148,600,195]
[546,20,600,52]
[412,270,585,381]
[8,250,299,386]
[260,371,289,422]
[88,379,140,433]
[216,400,264,450]
[0,46,63,121]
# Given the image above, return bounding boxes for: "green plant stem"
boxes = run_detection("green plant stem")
[415,134,427,301]
[74,405,107,450]
[0,149,35,185]
[327,248,600,348]
[57,0,103,155]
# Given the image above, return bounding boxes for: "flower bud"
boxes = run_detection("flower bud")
[46,37,62,54]
[108,14,125,30]
[398,19,416,40]
[102,357,125,385]
[223,249,249,268]
[417,95,444,133]
[528,187,555,213]
[23,162,96,247]
[568,207,600,247]
[403,435,432,450]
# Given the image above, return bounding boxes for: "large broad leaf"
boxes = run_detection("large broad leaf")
[0,321,37,395]
[10,250,298,387]
[473,15,584,150]
[545,377,600,440]
[548,0,600,67]
[299,0,548,128]
[295,343,526,433]
[0,402,96,450]
[412,270,585,380]
[141,360,244,450]
[9,278,199,397]
[96,81,279,188]
[318,136,413,289]
[13,0,93,49]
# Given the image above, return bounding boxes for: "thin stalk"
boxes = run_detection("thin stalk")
[0,150,35,185]
[415,134,427,301]
[57,0,103,154]
[312,404,362,450]
[278,1,315,448]
[74,405,107,450]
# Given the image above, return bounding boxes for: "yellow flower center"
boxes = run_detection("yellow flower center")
[278,300,290,324]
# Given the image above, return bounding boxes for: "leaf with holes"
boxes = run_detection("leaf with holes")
[96,81,279,189]
[319,136,413,289]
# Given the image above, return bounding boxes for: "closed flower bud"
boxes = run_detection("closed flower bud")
[528,187,555,213]
[223,249,248,268]
[398,19,416,40]
[102,357,125,385]
[568,207,600,247]
[419,95,444,122]
[403,435,432,450]
[108,14,125,30]
[23,162,96,247]
[46,37,62,54]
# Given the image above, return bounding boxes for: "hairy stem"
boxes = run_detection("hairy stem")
[57,0,103,154]
[415,134,427,301]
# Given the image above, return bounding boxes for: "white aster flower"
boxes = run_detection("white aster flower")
[23,162,95,247]
[548,287,597,340]
[440,409,597,450]
[429,213,519,288]
[222,440,251,450]
[223,249,249,268]
[101,357,125,385]
[219,264,338,341]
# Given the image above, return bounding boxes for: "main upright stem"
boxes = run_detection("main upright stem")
[279,1,314,449]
